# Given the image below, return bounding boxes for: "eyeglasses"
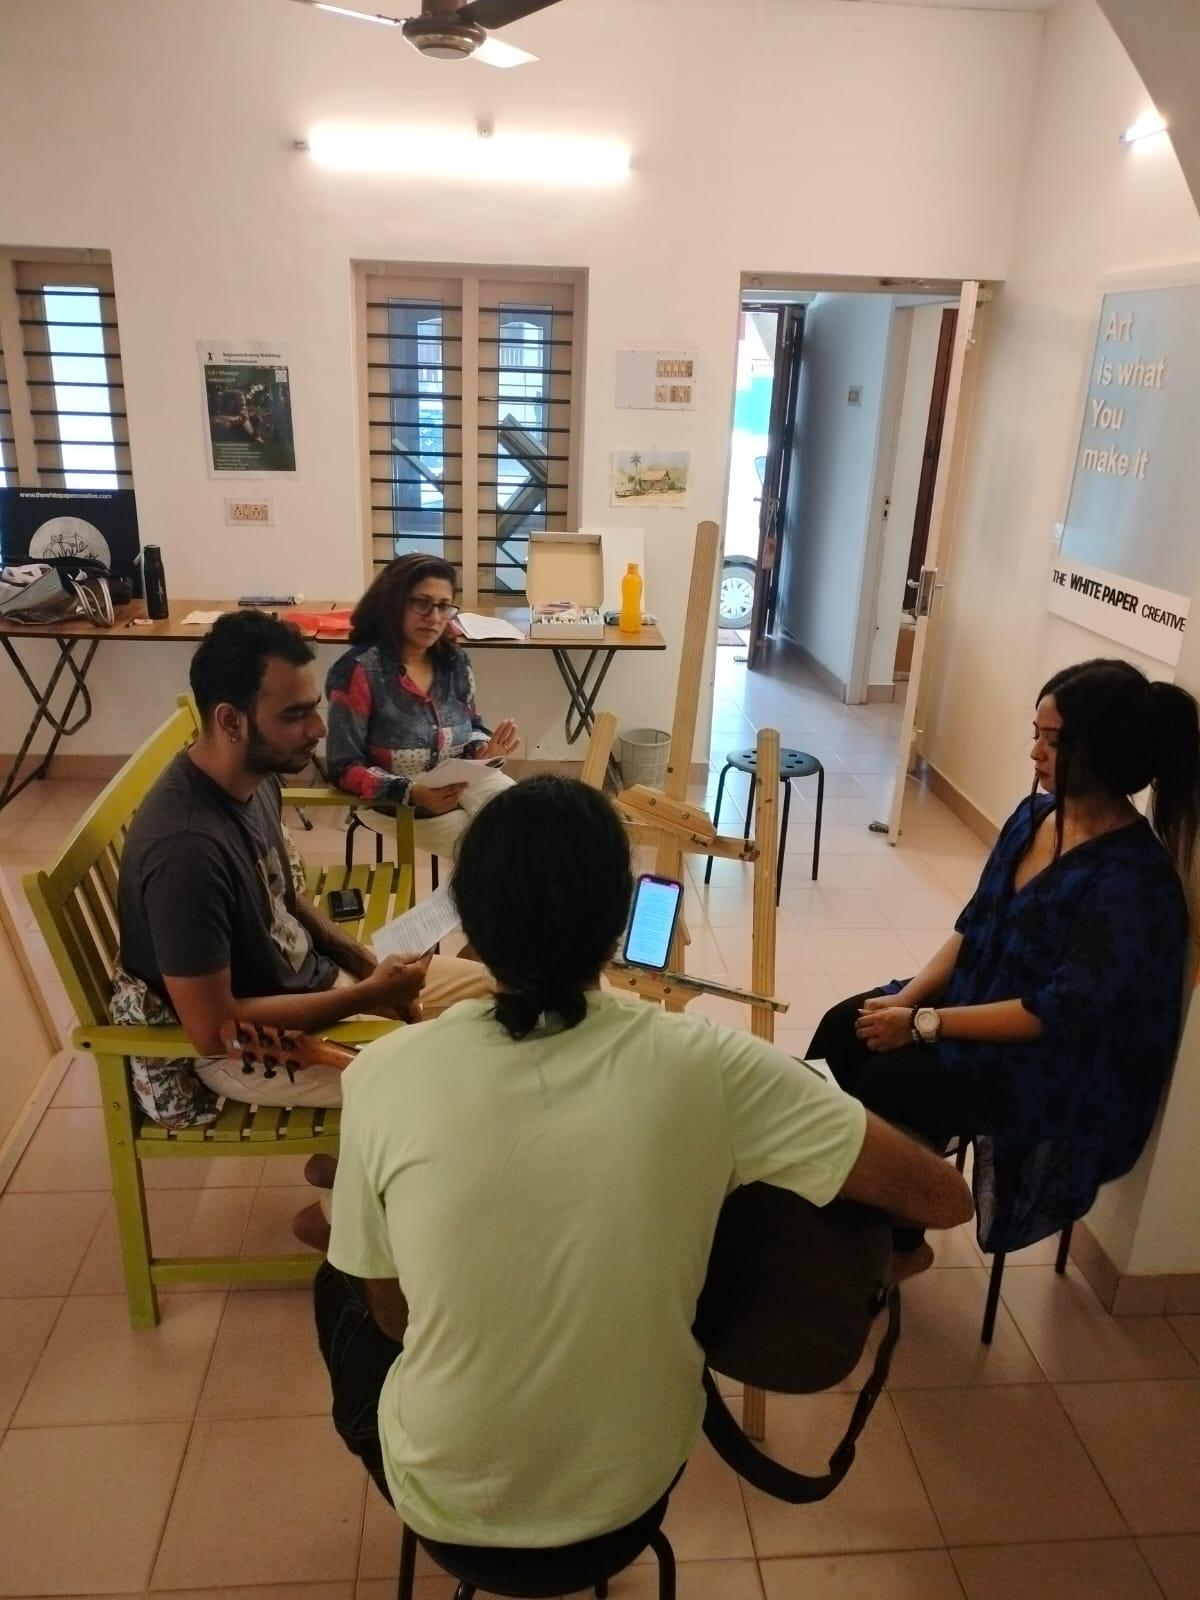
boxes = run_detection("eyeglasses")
[407,597,460,620]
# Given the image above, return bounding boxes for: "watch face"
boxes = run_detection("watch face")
[916,1009,939,1041]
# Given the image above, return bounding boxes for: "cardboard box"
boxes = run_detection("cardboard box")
[526,532,605,640]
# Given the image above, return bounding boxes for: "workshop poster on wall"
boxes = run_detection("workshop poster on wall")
[1047,282,1200,665]
[198,341,297,476]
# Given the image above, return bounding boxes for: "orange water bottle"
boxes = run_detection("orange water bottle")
[619,562,643,634]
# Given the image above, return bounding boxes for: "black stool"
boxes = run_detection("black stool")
[396,1492,676,1600]
[705,747,824,904]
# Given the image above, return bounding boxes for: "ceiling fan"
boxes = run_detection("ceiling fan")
[290,0,564,68]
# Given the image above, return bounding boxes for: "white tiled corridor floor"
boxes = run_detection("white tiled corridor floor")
[0,643,1197,1599]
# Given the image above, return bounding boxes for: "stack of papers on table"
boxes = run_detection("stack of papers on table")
[455,612,526,643]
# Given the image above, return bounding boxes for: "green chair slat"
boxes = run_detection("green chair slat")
[395,860,416,912]
[362,865,398,939]
[210,1099,254,1142]
[152,1253,320,1287]
[286,1107,315,1139]
[78,871,119,967]
[248,1105,284,1141]
[94,844,120,911]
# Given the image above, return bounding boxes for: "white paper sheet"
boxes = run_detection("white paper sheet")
[455,611,526,642]
[420,756,505,789]
[372,883,461,960]
[180,610,228,625]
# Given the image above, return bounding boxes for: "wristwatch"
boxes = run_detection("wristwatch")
[911,1006,941,1045]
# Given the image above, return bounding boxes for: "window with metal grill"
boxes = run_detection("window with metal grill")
[360,265,582,603]
[0,338,13,486]
[0,254,131,491]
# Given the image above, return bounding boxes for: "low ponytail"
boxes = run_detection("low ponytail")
[492,978,589,1042]
[1148,681,1200,872]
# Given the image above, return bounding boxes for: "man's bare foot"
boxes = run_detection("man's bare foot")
[292,1201,332,1253]
[304,1154,337,1190]
[890,1241,935,1283]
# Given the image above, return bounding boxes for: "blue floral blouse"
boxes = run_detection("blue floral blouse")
[325,641,490,807]
[929,796,1188,1251]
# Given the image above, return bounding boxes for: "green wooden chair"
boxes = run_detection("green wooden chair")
[23,700,414,1328]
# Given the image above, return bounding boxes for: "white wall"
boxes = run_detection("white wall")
[868,303,945,690]
[922,0,1200,823]
[0,0,1042,760]
[776,292,895,693]
[920,0,1200,1275]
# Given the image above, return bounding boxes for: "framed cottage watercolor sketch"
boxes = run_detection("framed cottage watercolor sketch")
[610,451,690,508]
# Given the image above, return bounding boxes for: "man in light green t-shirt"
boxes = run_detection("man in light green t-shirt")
[317,778,972,1551]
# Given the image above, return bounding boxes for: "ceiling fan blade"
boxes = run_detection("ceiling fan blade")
[458,0,563,31]
[295,1,404,24]
[473,34,539,67]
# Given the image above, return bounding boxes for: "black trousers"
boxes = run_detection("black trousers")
[807,989,971,1252]
[313,1260,402,1503]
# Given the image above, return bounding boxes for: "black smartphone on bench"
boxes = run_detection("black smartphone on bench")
[327,888,365,922]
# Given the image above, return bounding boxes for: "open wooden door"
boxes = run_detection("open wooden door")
[746,307,805,668]
[885,281,981,842]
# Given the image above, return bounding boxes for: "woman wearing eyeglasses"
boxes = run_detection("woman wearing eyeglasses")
[325,555,518,859]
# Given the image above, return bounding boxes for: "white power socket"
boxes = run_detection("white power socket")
[225,498,273,526]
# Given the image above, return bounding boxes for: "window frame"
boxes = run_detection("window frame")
[355,260,585,607]
[0,249,131,492]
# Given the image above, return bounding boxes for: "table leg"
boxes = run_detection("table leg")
[0,636,100,810]
[552,648,622,787]
[552,648,618,745]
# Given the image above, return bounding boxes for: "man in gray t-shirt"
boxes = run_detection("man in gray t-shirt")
[116,610,489,1125]
[120,757,337,1005]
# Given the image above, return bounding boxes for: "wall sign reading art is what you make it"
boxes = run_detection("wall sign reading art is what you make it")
[1046,281,1200,665]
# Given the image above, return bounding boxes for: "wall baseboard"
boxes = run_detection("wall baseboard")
[916,757,1000,847]
[1069,1219,1200,1316]
[13,754,714,791]
[777,631,850,702]
[0,1050,73,1194]
[494,758,710,784]
[0,753,124,783]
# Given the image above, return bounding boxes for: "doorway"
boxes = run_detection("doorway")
[712,274,982,847]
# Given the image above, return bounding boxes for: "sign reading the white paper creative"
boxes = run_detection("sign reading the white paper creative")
[198,341,297,476]
[1047,283,1200,665]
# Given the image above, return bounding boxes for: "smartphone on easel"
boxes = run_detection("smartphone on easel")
[622,874,684,972]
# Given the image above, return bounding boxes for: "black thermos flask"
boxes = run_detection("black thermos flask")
[141,545,169,620]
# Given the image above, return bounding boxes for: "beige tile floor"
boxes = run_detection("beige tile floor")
[1,644,1198,1599]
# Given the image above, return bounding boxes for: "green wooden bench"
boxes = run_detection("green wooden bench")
[24,699,415,1327]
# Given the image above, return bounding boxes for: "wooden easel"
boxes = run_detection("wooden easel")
[584,521,782,1440]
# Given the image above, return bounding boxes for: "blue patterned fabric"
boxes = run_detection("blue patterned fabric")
[926,796,1189,1250]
